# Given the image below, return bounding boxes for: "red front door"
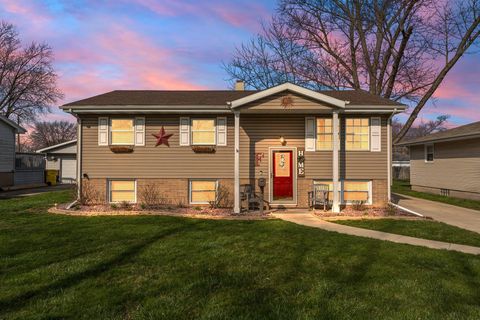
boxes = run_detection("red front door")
[272,150,293,201]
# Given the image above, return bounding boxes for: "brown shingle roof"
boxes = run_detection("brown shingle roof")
[62,89,404,107]
[397,121,480,146]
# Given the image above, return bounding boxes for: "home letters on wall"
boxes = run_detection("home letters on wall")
[297,148,305,177]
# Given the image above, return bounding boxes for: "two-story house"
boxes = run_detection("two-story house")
[61,82,405,213]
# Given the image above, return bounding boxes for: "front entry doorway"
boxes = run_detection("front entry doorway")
[270,148,296,204]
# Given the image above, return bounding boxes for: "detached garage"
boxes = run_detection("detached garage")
[37,140,77,184]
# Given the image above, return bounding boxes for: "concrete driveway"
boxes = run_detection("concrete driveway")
[0,184,74,199]
[392,193,480,234]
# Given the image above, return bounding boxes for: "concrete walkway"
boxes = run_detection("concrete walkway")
[273,213,480,255]
[392,193,480,234]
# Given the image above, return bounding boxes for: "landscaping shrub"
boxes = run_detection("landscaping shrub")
[209,184,232,209]
[385,203,398,216]
[351,200,367,211]
[138,182,165,209]
[81,180,104,205]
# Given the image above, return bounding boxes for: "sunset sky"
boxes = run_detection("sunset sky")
[1,0,479,126]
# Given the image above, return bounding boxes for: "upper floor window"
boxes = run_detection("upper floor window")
[316,118,333,150]
[110,119,134,145]
[346,118,369,151]
[425,144,434,162]
[191,119,216,145]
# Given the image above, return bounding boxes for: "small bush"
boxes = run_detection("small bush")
[385,203,398,216]
[176,200,187,208]
[119,201,132,211]
[194,206,202,211]
[209,184,232,209]
[81,180,105,205]
[138,182,164,209]
[110,203,118,210]
[351,200,367,211]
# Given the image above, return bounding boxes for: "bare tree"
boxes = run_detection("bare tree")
[28,120,76,151]
[0,21,63,123]
[224,0,480,143]
[392,114,450,160]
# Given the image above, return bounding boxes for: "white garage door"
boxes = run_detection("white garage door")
[61,158,77,184]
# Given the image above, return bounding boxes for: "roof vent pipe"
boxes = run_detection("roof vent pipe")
[234,80,245,91]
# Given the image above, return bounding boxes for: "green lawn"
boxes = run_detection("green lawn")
[334,219,480,248]
[1,191,480,319]
[393,179,480,211]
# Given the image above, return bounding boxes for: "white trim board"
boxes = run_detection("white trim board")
[229,83,347,109]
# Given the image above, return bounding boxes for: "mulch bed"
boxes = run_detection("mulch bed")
[50,203,272,220]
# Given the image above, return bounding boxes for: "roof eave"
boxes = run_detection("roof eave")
[396,133,480,146]
[36,139,77,153]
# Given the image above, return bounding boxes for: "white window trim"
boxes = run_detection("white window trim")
[190,118,217,146]
[345,118,370,151]
[109,118,135,146]
[424,144,434,163]
[313,179,372,205]
[189,179,218,205]
[108,179,137,204]
[315,117,333,151]
[341,180,372,205]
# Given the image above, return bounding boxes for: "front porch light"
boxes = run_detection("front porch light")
[279,136,286,146]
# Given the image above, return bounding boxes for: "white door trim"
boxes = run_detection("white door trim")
[268,146,297,206]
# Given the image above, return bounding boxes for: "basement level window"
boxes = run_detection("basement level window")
[440,189,450,197]
[109,180,136,203]
[190,180,217,204]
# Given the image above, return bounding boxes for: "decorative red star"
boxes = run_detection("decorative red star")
[152,126,173,147]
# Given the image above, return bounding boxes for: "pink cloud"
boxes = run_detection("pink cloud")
[55,22,206,105]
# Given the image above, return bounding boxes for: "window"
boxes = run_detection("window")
[346,118,369,150]
[316,118,333,150]
[190,180,217,204]
[109,180,136,203]
[191,119,216,145]
[425,144,434,162]
[343,181,370,204]
[440,189,450,197]
[313,180,372,204]
[110,119,134,145]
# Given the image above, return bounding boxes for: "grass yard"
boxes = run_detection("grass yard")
[1,191,480,319]
[393,180,480,211]
[334,219,480,248]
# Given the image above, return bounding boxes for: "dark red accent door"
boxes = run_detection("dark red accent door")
[273,150,293,201]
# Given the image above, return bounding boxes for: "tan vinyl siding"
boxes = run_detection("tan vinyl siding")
[410,138,480,194]
[81,114,388,181]
[239,114,332,179]
[240,91,334,113]
[81,115,234,179]
[340,116,388,179]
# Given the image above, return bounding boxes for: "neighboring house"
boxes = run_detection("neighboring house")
[397,121,480,200]
[60,82,406,212]
[37,140,77,184]
[0,115,26,188]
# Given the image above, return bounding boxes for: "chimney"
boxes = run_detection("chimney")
[234,80,245,91]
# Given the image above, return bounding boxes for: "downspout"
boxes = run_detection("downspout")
[387,108,397,202]
[67,111,81,209]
